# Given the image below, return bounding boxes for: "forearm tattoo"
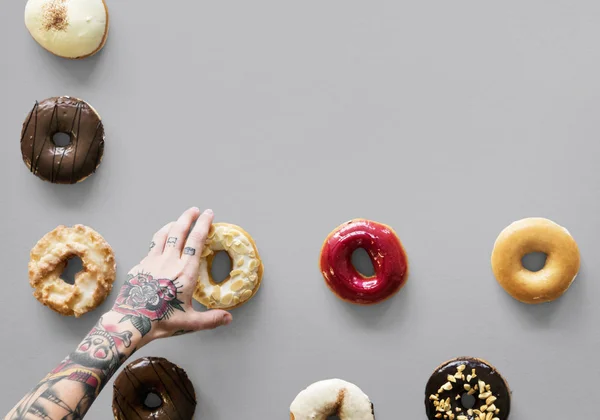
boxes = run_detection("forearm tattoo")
[183,247,196,256]
[166,237,177,246]
[7,317,133,420]
[113,272,185,337]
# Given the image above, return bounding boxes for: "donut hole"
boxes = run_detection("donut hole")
[461,393,476,409]
[351,248,375,277]
[143,391,163,409]
[211,251,232,284]
[52,132,72,147]
[60,256,84,285]
[521,252,547,272]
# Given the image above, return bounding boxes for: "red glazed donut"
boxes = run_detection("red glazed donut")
[319,219,408,305]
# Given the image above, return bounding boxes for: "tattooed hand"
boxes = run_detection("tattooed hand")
[5,208,231,420]
[113,207,232,342]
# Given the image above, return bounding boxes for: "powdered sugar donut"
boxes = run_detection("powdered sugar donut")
[290,379,375,420]
[25,0,109,59]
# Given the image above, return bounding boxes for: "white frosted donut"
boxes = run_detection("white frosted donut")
[193,223,263,310]
[25,0,109,59]
[290,379,375,420]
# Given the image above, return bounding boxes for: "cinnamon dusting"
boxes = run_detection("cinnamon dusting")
[42,0,68,32]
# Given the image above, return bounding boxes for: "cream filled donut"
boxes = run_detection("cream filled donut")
[193,223,263,310]
[25,0,109,59]
[290,379,375,420]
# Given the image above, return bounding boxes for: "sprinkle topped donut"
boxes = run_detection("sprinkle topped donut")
[320,219,408,305]
[425,357,511,420]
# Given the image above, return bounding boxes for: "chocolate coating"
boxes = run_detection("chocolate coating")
[320,219,408,305]
[425,357,511,420]
[20,97,105,184]
[113,357,196,420]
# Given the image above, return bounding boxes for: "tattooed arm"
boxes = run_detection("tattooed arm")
[5,208,232,420]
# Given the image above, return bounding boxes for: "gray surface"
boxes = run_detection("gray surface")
[1,1,599,418]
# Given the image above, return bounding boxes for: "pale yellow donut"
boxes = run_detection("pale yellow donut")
[193,223,263,310]
[290,379,375,420]
[491,217,580,304]
[25,0,110,59]
[29,225,116,316]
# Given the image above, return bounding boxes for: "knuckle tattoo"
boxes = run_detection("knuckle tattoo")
[183,247,196,256]
[166,237,178,246]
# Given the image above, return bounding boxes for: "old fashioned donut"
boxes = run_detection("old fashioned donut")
[25,0,109,59]
[491,217,580,304]
[425,357,511,420]
[320,219,408,305]
[29,225,116,317]
[21,97,106,184]
[290,379,375,420]
[112,357,197,420]
[193,223,263,309]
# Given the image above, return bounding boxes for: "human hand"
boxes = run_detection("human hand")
[110,207,232,344]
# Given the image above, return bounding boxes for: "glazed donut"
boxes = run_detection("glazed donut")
[113,357,197,420]
[290,379,375,420]
[425,357,511,420]
[491,217,580,304]
[319,219,408,305]
[25,0,109,59]
[193,223,263,309]
[29,225,116,317]
[21,97,106,184]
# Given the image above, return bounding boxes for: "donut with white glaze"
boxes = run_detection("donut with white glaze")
[290,379,375,420]
[320,219,408,305]
[491,217,580,304]
[25,0,109,59]
[193,223,263,310]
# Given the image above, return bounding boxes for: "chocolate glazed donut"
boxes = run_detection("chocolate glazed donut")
[20,97,105,184]
[113,357,197,420]
[425,357,511,420]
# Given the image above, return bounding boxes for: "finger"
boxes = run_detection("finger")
[164,207,201,257]
[182,209,214,271]
[189,310,232,331]
[148,222,174,256]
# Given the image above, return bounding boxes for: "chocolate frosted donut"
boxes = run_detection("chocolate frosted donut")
[113,357,197,420]
[425,357,511,420]
[21,97,105,184]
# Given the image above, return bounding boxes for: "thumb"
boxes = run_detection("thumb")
[190,310,232,331]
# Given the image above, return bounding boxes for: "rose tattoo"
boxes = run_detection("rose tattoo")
[113,273,185,336]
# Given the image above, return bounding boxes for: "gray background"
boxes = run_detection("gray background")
[1,1,599,418]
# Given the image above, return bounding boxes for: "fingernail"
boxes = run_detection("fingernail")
[204,209,213,215]
[222,314,232,325]
[191,207,200,213]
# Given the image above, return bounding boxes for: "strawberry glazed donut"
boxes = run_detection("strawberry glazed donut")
[319,219,408,305]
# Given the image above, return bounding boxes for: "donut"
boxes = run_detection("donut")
[193,223,263,309]
[425,357,511,420]
[290,379,375,420]
[29,225,116,317]
[112,357,197,420]
[24,0,109,59]
[491,217,580,304]
[319,219,408,305]
[21,97,106,184]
